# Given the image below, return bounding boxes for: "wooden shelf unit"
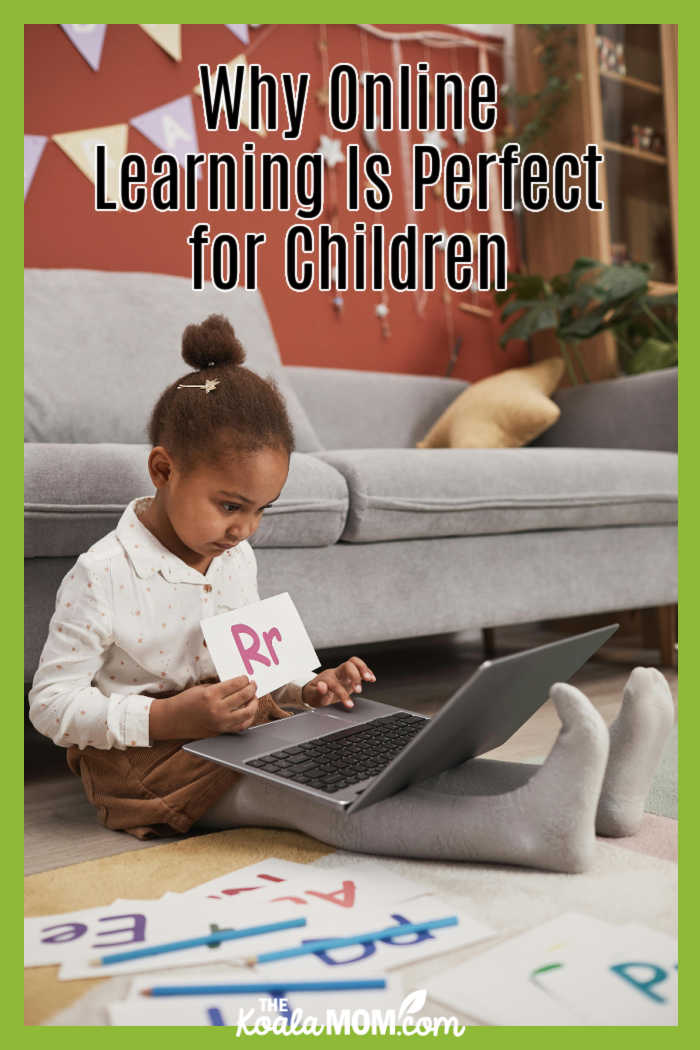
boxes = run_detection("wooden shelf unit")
[514,23,678,381]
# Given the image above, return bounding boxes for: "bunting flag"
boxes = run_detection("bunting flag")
[139,24,182,62]
[60,24,107,71]
[131,96,201,171]
[226,24,250,45]
[193,55,267,136]
[52,123,128,203]
[24,135,47,199]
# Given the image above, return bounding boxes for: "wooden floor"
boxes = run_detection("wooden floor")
[25,624,678,876]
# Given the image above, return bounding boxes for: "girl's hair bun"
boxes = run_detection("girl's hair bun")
[181,314,246,370]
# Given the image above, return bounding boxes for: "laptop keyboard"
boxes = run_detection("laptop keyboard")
[245,712,428,794]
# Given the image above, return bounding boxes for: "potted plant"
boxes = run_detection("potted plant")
[495,259,677,383]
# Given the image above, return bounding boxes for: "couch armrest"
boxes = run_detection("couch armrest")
[285,366,467,449]
[534,368,677,451]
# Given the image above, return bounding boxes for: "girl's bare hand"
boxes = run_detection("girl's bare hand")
[301,657,376,710]
[149,676,259,740]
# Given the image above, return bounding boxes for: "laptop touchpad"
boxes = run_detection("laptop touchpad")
[248,708,348,747]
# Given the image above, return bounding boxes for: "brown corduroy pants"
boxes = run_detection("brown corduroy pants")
[66,693,293,840]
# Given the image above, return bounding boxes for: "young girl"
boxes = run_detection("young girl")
[29,315,675,871]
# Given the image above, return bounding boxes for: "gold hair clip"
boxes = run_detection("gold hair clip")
[177,379,220,394]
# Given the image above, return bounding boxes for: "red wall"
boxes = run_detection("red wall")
[24,23,527,381]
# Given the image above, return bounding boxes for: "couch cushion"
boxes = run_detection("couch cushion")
[316,448,677,543]
[25,446,348,557]
[417,357,565,449]
[24,269,322,452]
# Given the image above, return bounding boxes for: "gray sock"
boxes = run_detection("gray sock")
[199,681,609,874]
[596,666,676,837]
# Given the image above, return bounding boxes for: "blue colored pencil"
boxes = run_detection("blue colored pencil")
[142,979,387,997]
[238,915,458,967]
[90,917,308,967]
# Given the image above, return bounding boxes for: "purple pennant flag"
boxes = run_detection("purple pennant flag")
[60,24,107,72]
[131,95,200,176]
[24,135,47,199]
[226,24,249,45]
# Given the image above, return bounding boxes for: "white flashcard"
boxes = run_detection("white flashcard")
[426,912,612,1026]
[201,592,319,696]
[535,924,677,1025]
[56,897,319,981]
[180,858,321,899]
[25,899,171,968]
[183,859,429,913]
[109,974,398,1027]
[242,894,493,980]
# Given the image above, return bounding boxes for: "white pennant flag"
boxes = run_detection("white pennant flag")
[139,24,181,61]
[52,123,128,204]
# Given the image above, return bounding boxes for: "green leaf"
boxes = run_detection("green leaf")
[566,259,601,290]
[505,273,548,300]
[557,286,598,314]
[622,338,678,374]
[500,300,558,346]
[563,318,607,340]
[593,264,649,303]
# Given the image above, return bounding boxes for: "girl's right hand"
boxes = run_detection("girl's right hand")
[149,676,259,740]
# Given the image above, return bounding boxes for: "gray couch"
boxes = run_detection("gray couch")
[24,269,678,683]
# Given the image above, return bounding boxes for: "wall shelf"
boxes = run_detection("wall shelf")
[599,69,662,95]
[604,140,668,165]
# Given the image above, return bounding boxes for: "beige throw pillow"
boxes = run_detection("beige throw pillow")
[417,356,566,449]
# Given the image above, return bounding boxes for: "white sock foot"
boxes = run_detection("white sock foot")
[596,666,675,837]
[507,682,609,872]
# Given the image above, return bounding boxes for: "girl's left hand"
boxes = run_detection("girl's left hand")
[301,657,376,709]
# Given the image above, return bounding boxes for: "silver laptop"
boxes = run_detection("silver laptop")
[185,624,618,815]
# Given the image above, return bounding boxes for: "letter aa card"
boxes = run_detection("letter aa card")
[201,593,319,695]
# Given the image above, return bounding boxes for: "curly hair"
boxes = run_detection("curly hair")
[148,314,295,470]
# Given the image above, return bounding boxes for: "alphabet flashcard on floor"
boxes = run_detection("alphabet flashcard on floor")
[25,899,172,968]
[246,894,493,979]
[534,922,677,1025]
[426,912,678,1026]
[178,857,428,911]
[201,593,319,695]
[178,858,325,899]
